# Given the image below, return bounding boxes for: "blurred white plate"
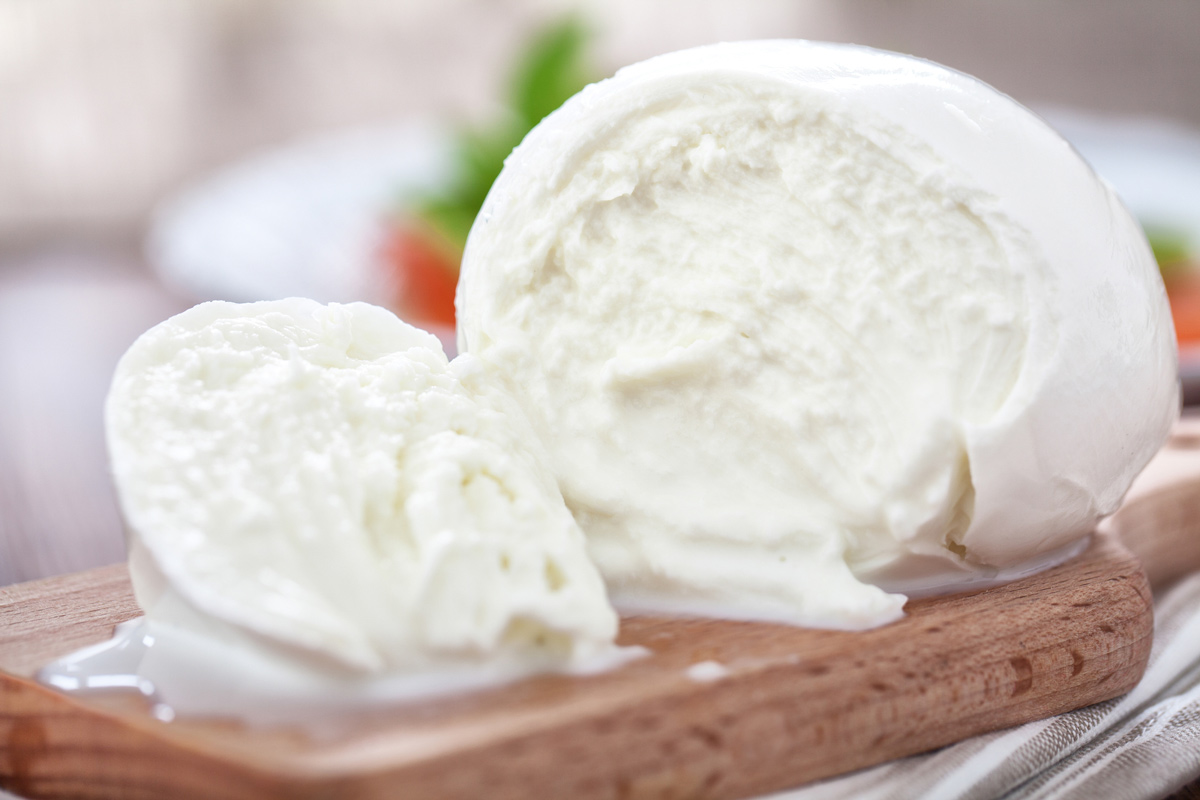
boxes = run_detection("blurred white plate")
[151,110,1200,378]
[147,121,455,350]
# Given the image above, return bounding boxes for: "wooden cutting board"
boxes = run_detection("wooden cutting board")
[3,420,1199,800]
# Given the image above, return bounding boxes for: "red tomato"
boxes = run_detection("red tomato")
[380,223,460,328]
[1167,268,1200,346]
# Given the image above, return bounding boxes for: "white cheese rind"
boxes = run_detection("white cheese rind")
[106,298,617,674]
[457,40,1178,625]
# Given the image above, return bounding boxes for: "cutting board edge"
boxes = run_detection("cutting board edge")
[0,627,1153,800]
[0,531,1155,800]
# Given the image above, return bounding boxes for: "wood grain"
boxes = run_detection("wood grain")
[0,566,138,680]
[1101,415,1200,590]
[0,531,1153,800]
[0,261,184,587]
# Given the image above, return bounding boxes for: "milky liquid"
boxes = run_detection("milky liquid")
[36,536,1088,726]
[38,617,645,730]
[860,535,1092,598]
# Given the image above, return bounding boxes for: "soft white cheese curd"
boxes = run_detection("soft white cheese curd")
[457,41,1179,628]
[104,298,618,686]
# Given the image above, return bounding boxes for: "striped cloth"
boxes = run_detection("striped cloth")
[773,572,1200,800]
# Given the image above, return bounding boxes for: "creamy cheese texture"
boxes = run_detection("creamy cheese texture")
[457,40,1180,628]
[106,298,617,675]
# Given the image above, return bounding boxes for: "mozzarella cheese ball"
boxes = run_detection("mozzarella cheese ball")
[457,41,1178,627]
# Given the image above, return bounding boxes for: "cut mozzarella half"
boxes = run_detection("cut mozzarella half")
[107,299,617,674]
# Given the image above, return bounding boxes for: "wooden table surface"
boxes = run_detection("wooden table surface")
[0,246,187,587]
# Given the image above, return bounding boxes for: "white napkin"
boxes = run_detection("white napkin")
[772,572,1200,800]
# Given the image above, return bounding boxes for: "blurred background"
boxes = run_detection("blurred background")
[3,0,1200,586]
